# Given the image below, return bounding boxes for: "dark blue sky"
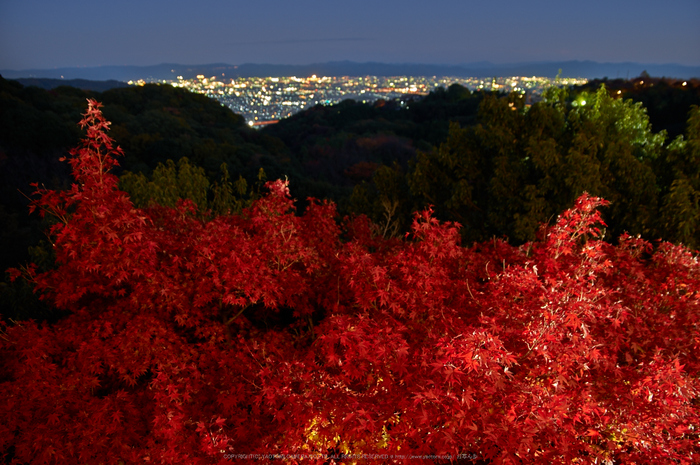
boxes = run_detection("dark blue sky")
[1,0,699,70]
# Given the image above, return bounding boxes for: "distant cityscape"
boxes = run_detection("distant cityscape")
[127,74,587,127]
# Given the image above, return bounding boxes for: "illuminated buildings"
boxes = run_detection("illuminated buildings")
[137,74,587,126]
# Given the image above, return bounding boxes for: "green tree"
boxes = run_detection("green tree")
[658,105,700,248]
[405,86,670,244]
[119,157,209,209]
[349,163,411,238]
[211,165,266,216]
[408,121,487,242]
[120,157,266,217]
[565,86,663,238]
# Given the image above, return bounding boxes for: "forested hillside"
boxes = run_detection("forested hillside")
[1,75,699,320]
[0,78,282,272]
[1,99,698,464]
[353,85,700,246]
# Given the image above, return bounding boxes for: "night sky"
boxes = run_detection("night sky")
[1,0,699,70]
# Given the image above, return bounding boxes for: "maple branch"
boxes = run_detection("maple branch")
[465,279,477,303]
[18,187,70,225]
[238,375,261,389]
[308,314,315,340]
[225,304,249,326]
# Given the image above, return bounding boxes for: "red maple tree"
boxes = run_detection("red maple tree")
[1,100,698,464]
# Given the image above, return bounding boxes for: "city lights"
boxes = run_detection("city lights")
[164,74,587,126]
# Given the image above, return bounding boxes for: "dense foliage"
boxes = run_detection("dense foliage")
[2,100,698,464]
[0,78,290,323]
[0,77,279,274]
[3,77,699,275]
[355,86,700,247]
[578,76,700,139]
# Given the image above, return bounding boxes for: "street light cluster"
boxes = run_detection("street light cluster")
[130,74,587,126]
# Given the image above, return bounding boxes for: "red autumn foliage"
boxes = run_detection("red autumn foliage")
[1,100,699,464]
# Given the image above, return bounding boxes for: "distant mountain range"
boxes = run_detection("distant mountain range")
[2,60,699,82]
[10,77,130,92]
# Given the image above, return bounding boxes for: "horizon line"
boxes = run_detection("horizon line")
[3,59,700,72]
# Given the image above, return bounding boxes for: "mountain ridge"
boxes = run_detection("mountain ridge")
[2,60,699,82]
